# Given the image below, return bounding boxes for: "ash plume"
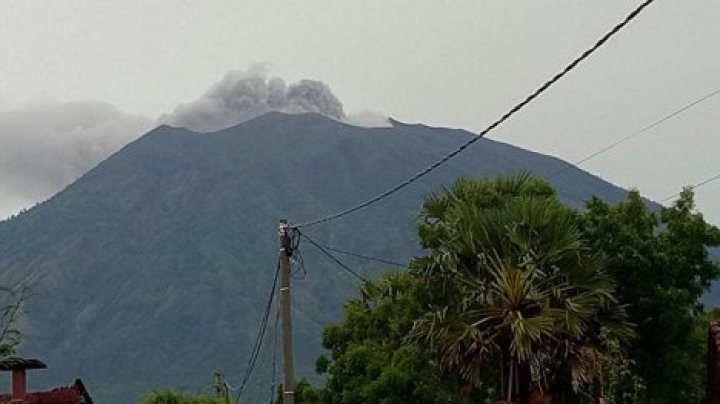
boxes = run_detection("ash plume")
[0,69,388,218]
[160,69,346,132]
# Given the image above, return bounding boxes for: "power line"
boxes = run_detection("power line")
[296,230,407,299]
[291,231,308,280]
[235,261,279,400]
[297,231,369,283]
[236,265,278,397]
[551,86,720,179]
[662,172,720,202]
[295,0,658,229]
[291,249,308,280]
[307,241,408,268]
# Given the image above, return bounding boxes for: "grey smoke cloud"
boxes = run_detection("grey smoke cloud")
[0,71,386,219]
[160,69,347,132]
[0,102,152,218]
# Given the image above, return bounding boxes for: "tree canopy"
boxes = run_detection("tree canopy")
[301,175,624,403]
[308,271,472,403]
[301,174,720,403]
[412,174,631,403]
[582,188,720,403]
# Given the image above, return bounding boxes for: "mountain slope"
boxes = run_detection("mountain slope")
[0,112,632,402]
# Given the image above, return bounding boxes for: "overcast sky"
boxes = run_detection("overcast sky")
[0,0,718,223]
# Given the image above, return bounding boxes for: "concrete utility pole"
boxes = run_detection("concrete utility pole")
[278,220,295,404]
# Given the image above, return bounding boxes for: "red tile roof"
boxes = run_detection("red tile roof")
[0,379,92,404]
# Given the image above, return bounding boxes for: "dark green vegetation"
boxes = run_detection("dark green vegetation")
[311,272,470,403]
[300,175,719,403]
[141,390,228,404]
[0,287,25,357]
[582,190,720,403]
[0,112,711,402]
[413,175,632,403]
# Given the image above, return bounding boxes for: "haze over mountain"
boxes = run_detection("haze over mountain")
[0,69,378,220]
[0,112,710,402]
[0,102,152,218]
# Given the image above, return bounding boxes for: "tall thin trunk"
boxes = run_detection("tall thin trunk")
[517,362,531,404]
[507,356,515,403]
[501,354,505,401]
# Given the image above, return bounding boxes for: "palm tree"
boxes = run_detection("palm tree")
[412,174,632,403]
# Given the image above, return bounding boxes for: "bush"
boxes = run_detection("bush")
[140,390,229,404]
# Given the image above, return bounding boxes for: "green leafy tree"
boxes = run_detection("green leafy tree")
[412,174,631,403]
[581,188,720,403]
[596,329,645,404]
[303,175,717,403]
[306,272,481,403]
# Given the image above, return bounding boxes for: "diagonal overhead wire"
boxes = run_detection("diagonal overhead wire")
[662,172,720,202]
[295,230,405,297]
[551,86,720,179]
[234,261,279,401]
[298,231,369,282]
[295,0,658,229]
[309,242,408,268]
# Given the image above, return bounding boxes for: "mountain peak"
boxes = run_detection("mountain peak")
[0,113,632,403]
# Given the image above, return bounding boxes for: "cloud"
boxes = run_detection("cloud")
[159,67,346,132]
[0,101,152,218]
[0,69,387,219]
